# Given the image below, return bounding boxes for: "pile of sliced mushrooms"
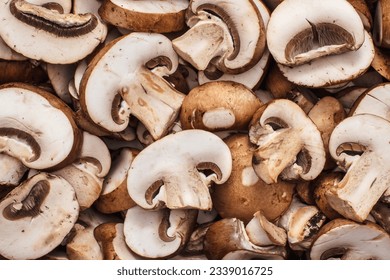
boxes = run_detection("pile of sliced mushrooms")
[1,0,390,260]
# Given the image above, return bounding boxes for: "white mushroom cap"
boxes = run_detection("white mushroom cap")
[310,219,390,259]
[127,129,232,210]
[0,0,107,64]
[267,0,365,66]
[124,206,197,259]
[0,83,82,170]
[0,172,79,259]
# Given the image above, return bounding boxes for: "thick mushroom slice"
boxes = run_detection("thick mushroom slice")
[267,0,364,66]
[249,99,326,184]
[180,81,263,132]
[124,206,197,259]
[203,218,287,260]
[0,0,107,64]
[80,32,185,140]
[0,83,81,170]
[127,129,232,210]
[99,0,189,33]
[310,219,390,260]
[327,114,390,222]
[172,0,265,74]
[0,172,79,259]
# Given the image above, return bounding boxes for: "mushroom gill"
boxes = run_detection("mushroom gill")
[158,209,176,242]
[3,180,50,220]
[285,22,355,65]
[336,142,366,157]
[10,0,99,37]
[196,162,222,180]
[145,179,164,206]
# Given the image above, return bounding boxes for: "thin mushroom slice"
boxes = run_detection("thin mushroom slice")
[128,130,232,210]
[99,0,189,33]
[0,172,79,260]
[0,83,82,170]
[267,0,365,66]
[310,219,390,260]
[123,206,197,259]
[0,0,107,64]
[327,114,390,222]
[203,218,287,260]
[249,99,326,184]
[80,32,185,141]
[173,0,266,74]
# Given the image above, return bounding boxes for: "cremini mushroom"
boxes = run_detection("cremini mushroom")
[80,32,185,140]
[180,81,262,132]
[127,129,232,210]
[0,172,79,259]
[327,114,390,222]
[310,219,390,260]
[123,206,197,259]
[212,134,295,224]
[249,99,326,184]
[172,0,266,74]
[0,83,82,170]
[99,0,189,33]
[0,0,107,64]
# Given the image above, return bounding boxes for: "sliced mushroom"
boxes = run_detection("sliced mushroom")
[0,83,82,170]
[212,134,295,224]
[99,0,189,33]
[94,222,142,260]
[95,148,138,214]
[0,0,107,64]
[0,153,28,186]
[267,0,365,66]
[203,218,287,260]
[347,0,373,30]
[127,129,232,210]
[46,63,77,104]
[80,32,185,140]
[180,81,262,132]
[249,99,326,184]
[172,0,266,74]
[327,114,390,222]
[310,219,390,260]
[123,206,197,259]
[373,0,390,48]
[0,172,79,259]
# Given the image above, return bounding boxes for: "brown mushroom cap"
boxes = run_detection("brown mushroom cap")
[212,134,295,224]
[180,81,263,131]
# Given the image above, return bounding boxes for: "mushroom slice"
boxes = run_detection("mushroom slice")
[173,0,266,74]
[95,148,138,214]
[99,0,189,33]
[180,81,262,132]
[128,130,232,210]
[249,99,325,184]
[0,83,81,170]
[350,83,390,118]
[94,222,142,260]
[0,0,107,64]
[0,172,79,259]
[277,30,375,88]
[203,218,287,260]
[80,32,185,140]
[0,153,28,186]
[212,134,294,224]
[47,63,77,105]
[124,206,197,259]
[267,0,364,66]
[278,196,326,251]
[373,0,390,48]
[327,114,390,222]
[310,219,390,260]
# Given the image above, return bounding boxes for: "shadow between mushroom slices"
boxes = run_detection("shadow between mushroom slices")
[127,129,232,210]
[0,172,79,260]
[0,83,82,170]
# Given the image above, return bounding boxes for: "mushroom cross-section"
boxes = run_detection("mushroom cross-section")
[0,0,107,64]
[127,129,232,210]
[0,83,81,170]
[249,99,326,184]
[0,172,79,259]
[327,113,390,222]
[172,0,266,74]
[80,32,185,140]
